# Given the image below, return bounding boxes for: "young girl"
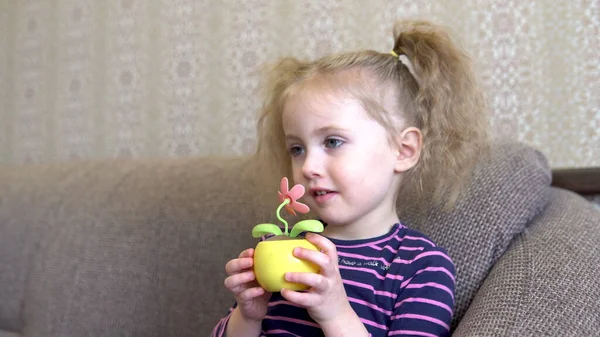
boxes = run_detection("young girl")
[212,19,488,337]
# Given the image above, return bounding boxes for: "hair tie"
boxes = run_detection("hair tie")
[390,50,420,83]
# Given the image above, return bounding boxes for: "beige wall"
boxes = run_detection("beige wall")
[0,0,598,168]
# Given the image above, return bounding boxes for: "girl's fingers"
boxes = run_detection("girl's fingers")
[224,270,256,292]
[280,288,321,307]
[224,248,255,276]
[237,286,266,302]
[225,257,254,275]
[296,233,339,276]
[239,248,255,258]
[293,247,330,270]
[285,272,325,291]
[305,233,337,258]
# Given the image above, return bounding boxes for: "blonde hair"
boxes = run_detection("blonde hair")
[255,19,489,212]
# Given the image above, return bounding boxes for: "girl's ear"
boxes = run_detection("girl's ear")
[393,127,422,173]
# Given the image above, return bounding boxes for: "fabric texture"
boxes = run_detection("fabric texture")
[0,332,21,337]
[0,157,271,337]
[453,188,600,336]
[399,141,552,330]
[212,223,456,337]
[0,141,598,337]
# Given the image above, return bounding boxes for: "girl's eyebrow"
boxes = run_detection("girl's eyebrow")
[315,126,349,134]
[285,126,350,142]
[284,134,301,142]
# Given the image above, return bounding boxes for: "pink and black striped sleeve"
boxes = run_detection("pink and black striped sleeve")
[388,247,456,337]
[211,307,234,337]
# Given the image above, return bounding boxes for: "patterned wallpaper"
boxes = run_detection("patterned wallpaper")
[0,0,598,168]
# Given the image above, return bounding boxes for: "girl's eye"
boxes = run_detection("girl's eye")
[289,145,304,157]
[325,138,343,149]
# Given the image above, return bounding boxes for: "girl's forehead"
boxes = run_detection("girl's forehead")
[283,91,377,135]
[283,84,357,121]
[296,70,367,96]
[285,71,368,110]
[282,71,408,139]
[283,70,400,118]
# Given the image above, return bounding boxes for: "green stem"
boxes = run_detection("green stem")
[277,199,291,235]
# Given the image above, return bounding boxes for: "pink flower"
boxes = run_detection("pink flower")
[278,177,310,216]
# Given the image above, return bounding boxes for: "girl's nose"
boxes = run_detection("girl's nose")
[301,152,323,179]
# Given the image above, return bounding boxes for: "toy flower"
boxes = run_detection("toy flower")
[278,177,310,216]
[251,177,323,238]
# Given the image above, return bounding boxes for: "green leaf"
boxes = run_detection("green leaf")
[289,220,324,238]
[251,223,284,238]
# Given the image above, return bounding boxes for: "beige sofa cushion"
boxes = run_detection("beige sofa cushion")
[0,141,555,336]
[399,141,552,329]
[454,188,600,336]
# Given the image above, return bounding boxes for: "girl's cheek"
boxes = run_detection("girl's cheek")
[292,168,304,184]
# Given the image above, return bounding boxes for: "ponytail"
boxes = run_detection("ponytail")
[392,20,489,210]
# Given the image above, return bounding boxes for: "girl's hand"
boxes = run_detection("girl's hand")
[280,233,353,324]
[224,248,272,322]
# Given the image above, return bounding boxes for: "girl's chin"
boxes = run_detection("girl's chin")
[315,216,345,228]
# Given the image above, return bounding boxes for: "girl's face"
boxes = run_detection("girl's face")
[282,85,403,240]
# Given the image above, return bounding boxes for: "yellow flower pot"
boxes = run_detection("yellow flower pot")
[253,237,320,292]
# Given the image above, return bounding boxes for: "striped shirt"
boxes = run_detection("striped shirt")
[213,223,456,337]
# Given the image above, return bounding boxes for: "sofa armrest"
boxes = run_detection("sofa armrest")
[453,188,600,336]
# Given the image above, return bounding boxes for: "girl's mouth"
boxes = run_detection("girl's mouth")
[311,189,337,203]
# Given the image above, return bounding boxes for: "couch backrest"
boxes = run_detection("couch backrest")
[0,141,552,336]
[399,141,552,329]
[0,157,273,337]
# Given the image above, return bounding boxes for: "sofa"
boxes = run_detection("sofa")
[0,141,599,337]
